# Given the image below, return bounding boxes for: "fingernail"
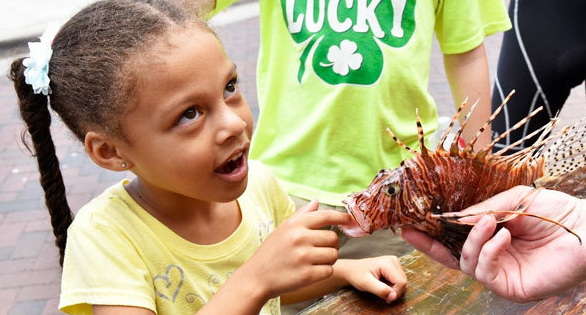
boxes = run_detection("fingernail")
[386,291,396,303]
[479,214,492,227]
[496,227,508,240]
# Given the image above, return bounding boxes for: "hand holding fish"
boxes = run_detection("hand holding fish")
[403,186,586,302]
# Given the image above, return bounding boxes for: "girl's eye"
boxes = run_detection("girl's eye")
[176,107,201,126]
[223,78,239,99]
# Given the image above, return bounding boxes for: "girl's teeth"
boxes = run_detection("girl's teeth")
[230,152,242,162]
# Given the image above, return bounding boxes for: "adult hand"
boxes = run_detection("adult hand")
[402,186,586,302]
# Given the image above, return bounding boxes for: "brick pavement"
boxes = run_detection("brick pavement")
[1,10,585,315]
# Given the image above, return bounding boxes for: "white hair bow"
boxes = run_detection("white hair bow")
[22,23,60,96]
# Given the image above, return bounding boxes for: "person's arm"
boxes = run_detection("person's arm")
[281,256,407,305]
[443,43,492,151]
[92,269,270,315]
[402,186,586,302]
[92,256,407,314]
[93,201,353,314]
[90,260,278,315]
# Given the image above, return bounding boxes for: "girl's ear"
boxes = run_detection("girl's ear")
[85,131,132,172]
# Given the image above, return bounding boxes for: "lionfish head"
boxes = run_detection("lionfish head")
[339,168,405,237]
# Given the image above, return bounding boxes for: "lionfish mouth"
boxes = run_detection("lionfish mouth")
[338,195,373,238]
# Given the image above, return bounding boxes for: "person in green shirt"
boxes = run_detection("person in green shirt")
[202,0,510,209]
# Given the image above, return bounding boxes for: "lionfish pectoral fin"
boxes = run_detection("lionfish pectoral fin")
[541,117,586,177]
[438,221,474,259]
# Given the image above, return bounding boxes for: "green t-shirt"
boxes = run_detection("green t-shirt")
[214,0,510,206]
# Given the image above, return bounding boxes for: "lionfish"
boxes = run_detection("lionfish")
[339,91,585,258]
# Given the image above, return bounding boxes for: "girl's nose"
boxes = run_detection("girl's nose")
[214,106,248,144]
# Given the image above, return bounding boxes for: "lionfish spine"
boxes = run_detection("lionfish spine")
[386,128,417,155]
[464,90,516,154]
[450,99,480,156]
[493,121,553,156]
[415,108,428,156]
[437,97,468,151]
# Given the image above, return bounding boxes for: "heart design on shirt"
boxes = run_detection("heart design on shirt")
[153,264,184,302]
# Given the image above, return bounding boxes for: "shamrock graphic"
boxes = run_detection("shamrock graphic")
[320,40,363,76]
[281,0,416,85]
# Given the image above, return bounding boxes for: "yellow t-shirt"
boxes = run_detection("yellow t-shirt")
[59,160,295,315]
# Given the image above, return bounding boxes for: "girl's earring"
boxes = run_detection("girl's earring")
[121,162,127,169]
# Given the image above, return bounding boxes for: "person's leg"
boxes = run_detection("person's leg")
[491,0,586,154]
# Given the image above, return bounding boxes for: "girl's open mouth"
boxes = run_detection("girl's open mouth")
[215,152,244,174]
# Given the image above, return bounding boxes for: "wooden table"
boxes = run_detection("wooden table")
[299,250,586,315]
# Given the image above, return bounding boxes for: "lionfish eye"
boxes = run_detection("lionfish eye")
[386,184,400,196]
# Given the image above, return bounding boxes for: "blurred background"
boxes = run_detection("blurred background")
[0,0,584,314]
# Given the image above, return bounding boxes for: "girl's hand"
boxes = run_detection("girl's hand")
[238,199,353,300]
[338,256,407,303]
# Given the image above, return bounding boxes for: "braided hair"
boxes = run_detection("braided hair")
[9,0,206,266]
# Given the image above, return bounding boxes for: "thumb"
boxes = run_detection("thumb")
[296,199,319,214]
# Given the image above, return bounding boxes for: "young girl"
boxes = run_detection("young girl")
[10,0,407,314]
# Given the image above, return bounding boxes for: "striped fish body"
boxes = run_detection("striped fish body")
[342,149,545,257]
[339,91,585,258]
[400,151,544,215]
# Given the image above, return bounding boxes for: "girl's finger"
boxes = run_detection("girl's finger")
[460,214,497,275]
[359,273,396,302]
[304,210,352,229]
[306,229,339,248]
[380,258,407,300]
[307,247,339,265]
[475,227,511,286]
